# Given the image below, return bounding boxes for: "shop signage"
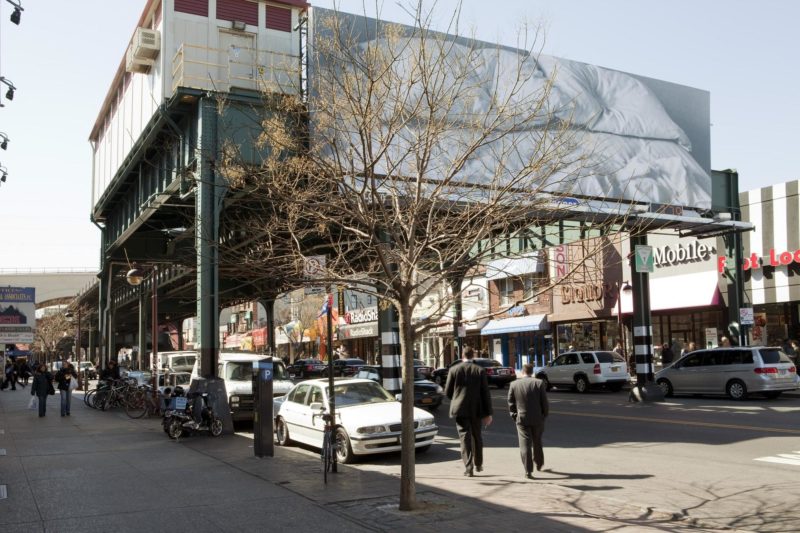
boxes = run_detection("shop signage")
[654,241,713,267]
[717,248,800,272]
[552,245,568,280]
[339,322,379,339]
[345,306,378,324]
[560,284,604,304]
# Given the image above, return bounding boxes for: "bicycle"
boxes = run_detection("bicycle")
[124,385,164,419]
[314,408,339,484]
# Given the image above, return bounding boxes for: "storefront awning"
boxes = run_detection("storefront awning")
[485,253,543,281]
[481,314,548,335]
[615,270,720,314]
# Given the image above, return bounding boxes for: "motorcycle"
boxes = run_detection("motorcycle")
[162,387,223,439]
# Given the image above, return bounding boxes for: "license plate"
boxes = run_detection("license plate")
[421,397,432,404]
[499,369,509,375]
[779,369,787,375]
[611,366,620,372]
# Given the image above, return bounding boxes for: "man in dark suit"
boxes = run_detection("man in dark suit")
[445,346,493,477]
[507,363,549,479]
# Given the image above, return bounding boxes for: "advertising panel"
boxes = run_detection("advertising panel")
[310,8,712,209]
[0,287,36,344]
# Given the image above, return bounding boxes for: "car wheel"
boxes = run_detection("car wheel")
[574,375,590,393]
[727,379,748,400]
[275,417,291,445]
[607,383,623,393]
[763,391,782,399]
[657,378,673,397]
[536,374,551,391]
[334,427,354,464]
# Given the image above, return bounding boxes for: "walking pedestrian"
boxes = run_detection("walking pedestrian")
[55,360,78,417]
[445,346,493,477]
[31,363,54,417]
[507,363,549,479]
[660,343,675,367]
[4,359,17,390]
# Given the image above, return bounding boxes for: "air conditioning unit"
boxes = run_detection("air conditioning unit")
[126,45,154,74]
[131,27,161,60]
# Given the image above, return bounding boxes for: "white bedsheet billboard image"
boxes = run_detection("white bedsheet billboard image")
[308,8,712,210]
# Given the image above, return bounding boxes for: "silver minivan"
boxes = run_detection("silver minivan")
[655,347,798,400]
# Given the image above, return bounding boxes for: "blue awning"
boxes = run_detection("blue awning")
[481,314,548,335]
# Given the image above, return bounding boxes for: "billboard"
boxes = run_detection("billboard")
[309,8,712,209]
[0,286,36,344]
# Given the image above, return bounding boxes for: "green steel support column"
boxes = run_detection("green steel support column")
[630,233,664,402]
[196,97,223,378]
[138,286,147,371]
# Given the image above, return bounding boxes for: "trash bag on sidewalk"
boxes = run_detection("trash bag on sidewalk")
[28,396,38,410]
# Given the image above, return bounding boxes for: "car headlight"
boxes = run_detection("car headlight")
[418,418,435,428]
[357,425,386,435]
[230,395,240,407]
[435,385,443,394]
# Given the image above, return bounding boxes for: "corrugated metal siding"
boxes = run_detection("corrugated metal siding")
[174,0,208,17]
[217,0,259,25]
[266,5,292,32]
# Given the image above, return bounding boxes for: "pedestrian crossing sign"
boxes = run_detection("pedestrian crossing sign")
[634,245,654,273]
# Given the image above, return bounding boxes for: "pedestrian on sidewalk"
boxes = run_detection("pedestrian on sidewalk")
[31,363,54,417]
[4,359,18,390]
[445,345,493,477]
[507,363,549,479]
[55,360,78,416]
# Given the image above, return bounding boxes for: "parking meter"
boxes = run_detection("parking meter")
[252,358,274,457]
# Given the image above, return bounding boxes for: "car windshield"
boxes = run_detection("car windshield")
[174,374,191,386]
[226,362,253,381]
[326,381,395,406]
[595,352,626,363]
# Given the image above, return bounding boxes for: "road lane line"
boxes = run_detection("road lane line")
[754,456,800,466]
[551,409,800,435]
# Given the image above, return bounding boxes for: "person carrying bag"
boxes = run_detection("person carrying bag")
[31,363,53,417]
[55,360,78,417]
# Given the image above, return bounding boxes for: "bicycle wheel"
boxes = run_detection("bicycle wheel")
[84,389,98,409]
[124,389,147,419]
[322,431,332,484]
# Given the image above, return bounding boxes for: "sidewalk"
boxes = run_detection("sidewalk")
[0,387,739,532]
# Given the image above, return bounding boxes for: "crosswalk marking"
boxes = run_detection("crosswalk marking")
[754,451,800,466]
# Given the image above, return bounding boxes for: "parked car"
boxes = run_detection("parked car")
[156,350,198,373]
[536,351,628,393]
[413,359,434,379]
[191,352,293,422]
[77,361,97,380]
[274,378,438,463]
[333,358,367,377]
[655,346,799,400]
[288,358,329,379]
[355,365,444,410]
[431,358,516,389]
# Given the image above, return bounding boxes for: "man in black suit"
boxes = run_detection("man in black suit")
[445,346,493,477]
[507,363,549,479]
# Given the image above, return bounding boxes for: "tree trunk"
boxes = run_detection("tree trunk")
[397,300,416,511]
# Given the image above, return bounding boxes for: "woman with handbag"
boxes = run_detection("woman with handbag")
[55,360,78,417]
[31,363,54,417]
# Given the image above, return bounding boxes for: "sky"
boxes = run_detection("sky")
[0,0,797,271]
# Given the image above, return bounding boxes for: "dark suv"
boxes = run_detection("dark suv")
[288,358,328,379]
[432,358,516,389]
[333,358,367,377]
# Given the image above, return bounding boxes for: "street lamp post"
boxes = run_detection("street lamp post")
[616,281,632,372]
[126,264,159,402]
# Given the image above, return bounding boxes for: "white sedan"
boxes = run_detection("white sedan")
[274,378,438,463]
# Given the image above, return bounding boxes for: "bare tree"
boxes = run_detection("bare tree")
[218,2,633,510]
[32,311,73,363]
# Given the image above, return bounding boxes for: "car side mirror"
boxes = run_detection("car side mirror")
[309,402,324,412]
[395,393,402,401]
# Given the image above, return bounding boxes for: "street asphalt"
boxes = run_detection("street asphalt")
[0,383,750,532]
